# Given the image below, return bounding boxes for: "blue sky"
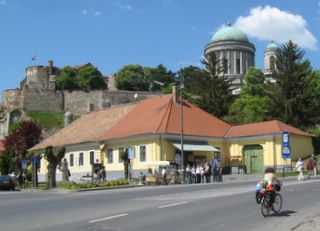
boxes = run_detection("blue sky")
[0,0,319,100]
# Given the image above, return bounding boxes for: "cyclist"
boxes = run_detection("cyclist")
[256,167,281,204]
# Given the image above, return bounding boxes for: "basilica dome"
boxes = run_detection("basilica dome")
[211,24,249,42]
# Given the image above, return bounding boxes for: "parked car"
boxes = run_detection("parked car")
[0,175,15,191]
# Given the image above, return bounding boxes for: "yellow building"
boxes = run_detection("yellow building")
[30,91,314,181]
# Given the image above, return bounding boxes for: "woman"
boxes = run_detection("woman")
[295,158,304,180]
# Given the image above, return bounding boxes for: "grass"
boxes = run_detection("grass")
[26,111,64,130]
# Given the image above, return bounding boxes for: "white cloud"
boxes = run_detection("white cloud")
[120,4,133,11]
[82,9,102,17]
[117,3,142,13]
[0,0,6,5]
[94,11,102,16]
[235,5,317,50]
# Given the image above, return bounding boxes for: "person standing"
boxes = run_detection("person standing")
[61,158,70,182]
[185,164,192,184]
[161,167,167,185]
[312,154,318,177]
[306,155,314,180]
[295,158,304,180]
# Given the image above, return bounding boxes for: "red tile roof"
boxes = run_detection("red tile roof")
[225,120,312,138]
[30,103,137,151]
[97,94,231,141]
[0,140,5,152]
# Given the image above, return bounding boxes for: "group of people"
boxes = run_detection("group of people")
[295,154,318,180]
[185,159,223,184]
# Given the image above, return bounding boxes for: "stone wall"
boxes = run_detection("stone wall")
[22,89,63,112]
[2,89,23,111]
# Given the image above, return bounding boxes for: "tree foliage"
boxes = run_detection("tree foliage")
[267,40,319,129]
[4,120,42,160]
[119,148,129,180]
[226,67,269,124]
[115,64,176,92]
[181,54,233,118]
[56,65,106,91]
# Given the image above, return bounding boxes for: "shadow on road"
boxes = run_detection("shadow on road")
[273,210,296,217]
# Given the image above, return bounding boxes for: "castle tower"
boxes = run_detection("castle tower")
[264,41,279,77]
[204,22,256,94]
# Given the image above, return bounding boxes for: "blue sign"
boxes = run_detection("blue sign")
[282,132,291,159]
[128,146,136,159]
[31,156,40,164]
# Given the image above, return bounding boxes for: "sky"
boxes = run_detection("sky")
[0,0,319,100]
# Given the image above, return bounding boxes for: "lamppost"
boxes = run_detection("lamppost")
[180,72,185,183]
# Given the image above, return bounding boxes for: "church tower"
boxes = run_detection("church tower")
[264,41,279,77]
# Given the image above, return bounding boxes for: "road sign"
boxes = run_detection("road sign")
[31,156,40,164]
[128,146,136,159]
[282,132,291,159]
[21,160,28,170]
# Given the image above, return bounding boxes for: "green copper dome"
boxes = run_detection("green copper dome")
[211,24,249,42]
[265,41,279,51]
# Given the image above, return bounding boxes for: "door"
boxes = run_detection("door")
[244,145,264,174]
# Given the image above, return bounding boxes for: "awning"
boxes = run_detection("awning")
[171,143,219,152]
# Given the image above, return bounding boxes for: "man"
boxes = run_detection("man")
[61,158,70,182]
[306,155,315,180]
[161,167,167,185]
[312,154,318,177]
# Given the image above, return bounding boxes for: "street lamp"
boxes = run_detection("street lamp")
[180,72,185,183]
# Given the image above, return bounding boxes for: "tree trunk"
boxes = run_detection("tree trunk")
[47,162,58,188]
[124,160,129,180]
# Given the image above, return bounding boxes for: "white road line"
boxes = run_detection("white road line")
[89,213,128,223]
[158,201,188,208]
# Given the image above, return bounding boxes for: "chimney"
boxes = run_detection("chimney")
[48,60,53,75]
[172,85,178,103]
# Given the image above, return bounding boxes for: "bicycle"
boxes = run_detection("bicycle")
[256,181,282,217]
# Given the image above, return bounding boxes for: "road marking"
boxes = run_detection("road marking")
[89,213,128,223]
[158,201,188,208]
[312,188,320,190]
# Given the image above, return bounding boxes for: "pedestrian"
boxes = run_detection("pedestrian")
[99,166,106,182]
[200,164,205,183]
[162,167,167,185]
[217,161,223,182]
[196,164,201,183]
[295,158,304,180]
[204,161,211,183]
[191,165,196,183]
[186,164,192,184]
[212,159,219,182]
[306,155,314,180]
[312,154,318,177]
[61,158,70,182]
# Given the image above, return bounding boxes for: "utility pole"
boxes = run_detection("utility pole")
[180,71,185,183]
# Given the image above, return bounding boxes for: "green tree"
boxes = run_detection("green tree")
[75,66,106,91]
[0,148,15,175]
[226,67,269,124]
[119,148,129,180]
[3,120,42,173]
[115,65,148,91]
[268,41,319,129]
[55,66,77,90]
[183,53,233,118]
[147,64,176,91]
[44,146,65,188]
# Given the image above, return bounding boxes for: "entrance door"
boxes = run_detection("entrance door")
[244,145,263,174]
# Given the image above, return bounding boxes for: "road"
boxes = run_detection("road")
[0,178,319,231]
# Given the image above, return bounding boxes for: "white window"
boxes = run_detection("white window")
[118,147,125,163]
[89,151,95,165]
[140,145,146,162]
[79,152,84,166]
[69,154,74,167]
[107,149,113,164]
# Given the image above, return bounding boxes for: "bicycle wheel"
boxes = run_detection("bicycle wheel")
[261,198,270,217]
[272,193,282,214]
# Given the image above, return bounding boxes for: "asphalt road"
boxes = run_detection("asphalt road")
[0,178,319,231]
